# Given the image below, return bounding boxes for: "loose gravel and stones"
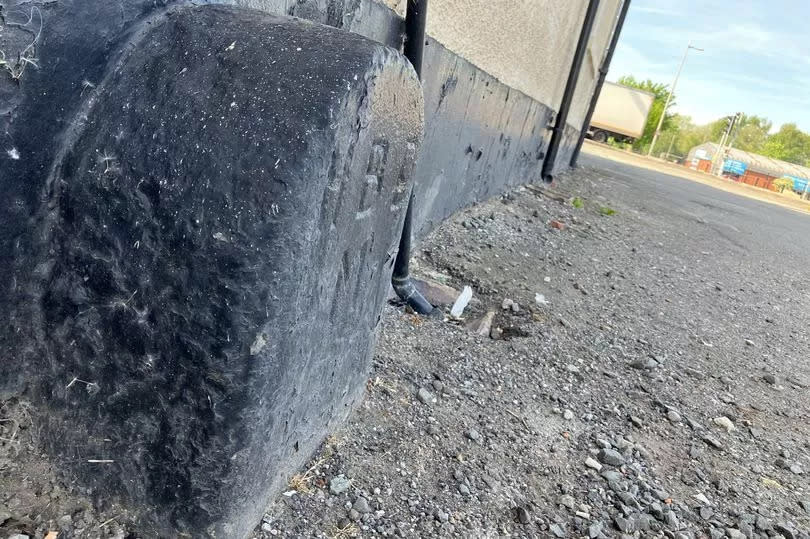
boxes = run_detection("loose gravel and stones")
[2,161,809,538]
[255,164,810,538]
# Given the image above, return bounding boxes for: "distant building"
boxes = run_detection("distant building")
[686,142,810,192]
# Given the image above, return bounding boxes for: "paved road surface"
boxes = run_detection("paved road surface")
[580,152,810,274]
[581,141,810,215]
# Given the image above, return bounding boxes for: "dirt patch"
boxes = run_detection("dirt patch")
[0,398,130,539]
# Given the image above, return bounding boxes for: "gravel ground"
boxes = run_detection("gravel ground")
[2,161,809,539]
[256,164,810,538]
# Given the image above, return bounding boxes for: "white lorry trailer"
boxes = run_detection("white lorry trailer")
[586,81,655,143]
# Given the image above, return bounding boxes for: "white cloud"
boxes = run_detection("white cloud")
[632,6,685,17]
[607,43,675,81]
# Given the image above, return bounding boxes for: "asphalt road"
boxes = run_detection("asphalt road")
[580,152,810,272]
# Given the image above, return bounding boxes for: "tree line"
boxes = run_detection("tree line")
[617,76,810,166]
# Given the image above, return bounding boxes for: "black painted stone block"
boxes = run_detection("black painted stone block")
[0,5,422,537]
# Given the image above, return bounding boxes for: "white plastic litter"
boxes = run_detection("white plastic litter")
[535,293,549,305]
[693,493,712,506]
[713,416,735,432]
[584,457,603,471]
[450,286,473,318]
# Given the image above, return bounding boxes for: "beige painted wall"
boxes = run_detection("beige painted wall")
[379,0,621,130]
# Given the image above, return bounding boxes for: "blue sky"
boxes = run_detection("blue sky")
[608,0,810,132]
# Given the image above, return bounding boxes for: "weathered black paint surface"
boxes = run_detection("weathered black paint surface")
[412,36,555,238]
[0,0,572,265]
[1,3,422,537]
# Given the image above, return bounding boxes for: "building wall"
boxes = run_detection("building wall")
[276,0,624,231]
[381,0,621,133]
[696,159,712,173]
[740,170,775,189]
[425,1,587,110]
[688,158,778,190]
[687,141,810,184]
[412,36,555,238]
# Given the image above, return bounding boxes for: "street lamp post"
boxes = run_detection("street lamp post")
[665,132,677,161]
[648,41,703,157]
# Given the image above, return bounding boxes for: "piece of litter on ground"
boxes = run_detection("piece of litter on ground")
[761,477,781,489]
[713,416,735,432]
[584,457,603,471]
[466,311,495,336]
[693,493,711,506]
[450,286,473,317]
[535,293,549,305]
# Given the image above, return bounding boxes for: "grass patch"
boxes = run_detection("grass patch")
[288,437,339,493]
[571,197,584,209]
[599,206,616,216]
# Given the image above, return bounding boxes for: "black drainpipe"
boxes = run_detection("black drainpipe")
[570,0,631,168]
[391,0,434,315]
[541,0,600,182]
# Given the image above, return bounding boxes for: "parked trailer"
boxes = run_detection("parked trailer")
[587,81,655,143]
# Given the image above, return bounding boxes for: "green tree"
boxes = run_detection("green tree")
[761,123,810,165]
[617,75,675,152]
[705,114,772,153]
[679,122,713,155]
[650,114,721,160]
[614,74,810,165]
[732,115,771,153]
[655,114,696,158]
[706,117,730,142]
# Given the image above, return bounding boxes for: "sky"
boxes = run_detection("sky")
[608,0,810,132]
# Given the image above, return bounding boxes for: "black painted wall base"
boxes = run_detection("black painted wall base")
[411,36,555,238]
[229,0,575,238]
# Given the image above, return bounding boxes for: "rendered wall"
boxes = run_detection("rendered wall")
[375,0,621,179]
[380,0,621,136]
[411,36,554,237]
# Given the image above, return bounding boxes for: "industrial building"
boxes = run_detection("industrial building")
[686,142,810,192]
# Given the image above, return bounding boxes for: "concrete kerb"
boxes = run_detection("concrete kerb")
[1,5,423,537]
